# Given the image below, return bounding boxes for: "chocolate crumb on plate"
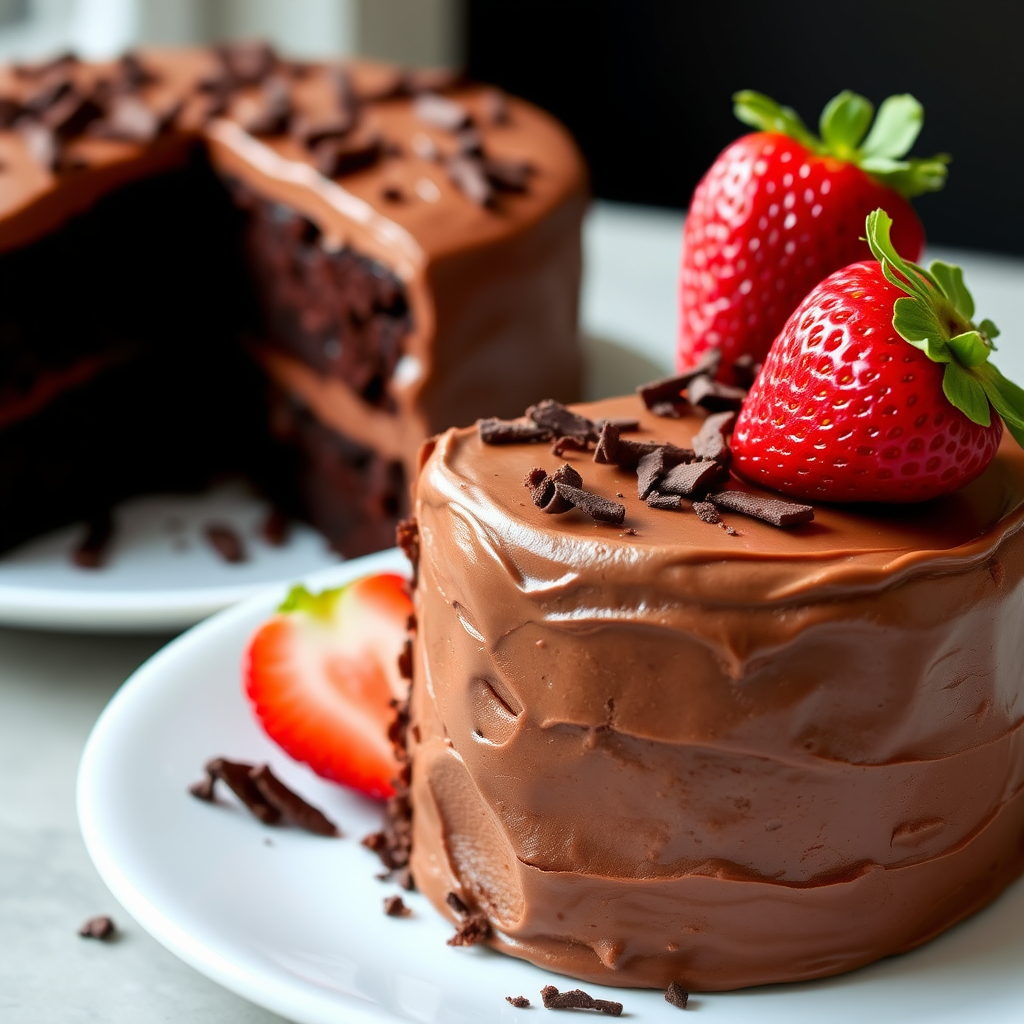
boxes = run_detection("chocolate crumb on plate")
[198,757,279,823]
[708,490,814,527]
[693,501,721,524]
[205,523,246,563]
[506,995,531,1008]
[73,510,113,568]
[665,981,690,1009]
[540,985,623,1016]
[249,763,340,836]
[78,915,116,940]
[479,417,551,444]
[383,895,411,917]
[261,507,290,546]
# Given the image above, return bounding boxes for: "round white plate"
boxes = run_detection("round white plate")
[0,481,340,632]
[77,546,1024,1023]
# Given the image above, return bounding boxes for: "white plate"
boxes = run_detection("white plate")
[0,481,340,632]
[77,547,1024,1024]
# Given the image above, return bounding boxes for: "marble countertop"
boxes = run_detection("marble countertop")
[1,202,1022,1022]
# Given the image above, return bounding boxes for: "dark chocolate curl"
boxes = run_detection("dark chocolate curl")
[688,374,747,412]
[659,459,727,497]
[692,410,736,463]
[554,483,626,525]
[708,490,814,527]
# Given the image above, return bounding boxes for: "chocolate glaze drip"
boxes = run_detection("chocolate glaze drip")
[408,394,1024,990]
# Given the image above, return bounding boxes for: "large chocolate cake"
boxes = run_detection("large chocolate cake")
[405,393,1024,990]
[0,44,586,557]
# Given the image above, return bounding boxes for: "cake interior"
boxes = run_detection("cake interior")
[0,144,412,557]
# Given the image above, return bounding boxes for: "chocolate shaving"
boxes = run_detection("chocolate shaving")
[292,112,355,148]
[414,91,471,131]
[92,94,160,142]
[506,995,530,1008]
[447,155,494,206]
[484,156,533,192]
[216,40,277,86]
[118,52,158,91]
[554,483,626,525]
[447,913,491,946]
[693,501,721,524]
[484,89,510,124]
[594,417,641,433]
[200,757,280,824]
[540,985,623,1016]
[78,915,116,940]
[527,399,597,440]
[41,91,103,140]
[637,349,721,410]
[205,523,246,562]
[665,981,690,1009]
[249,763,339,836]
[445,891,469,916]
[313,132,381,177]
[647,492,687,511]
[731,354,761,389]
[396,516,420,571]
[261,507,289,546]
[456,125,484,156]
[688,374,747,412]
[73,510,113,568]
[596,422,692,471]
[239,75,291,135]
[23,75,73,116]
[692,410,735,463]
[397,639,413,680]
[478,417,551,444]
[17,121,60,170]
[384,895,411,917]
[708,490,814,527]
[636,448,675,499]
[660,459,727,497]
[551,435,591,456]
[189,775,215,801]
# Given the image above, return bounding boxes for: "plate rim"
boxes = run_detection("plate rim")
[77,546,412,1024]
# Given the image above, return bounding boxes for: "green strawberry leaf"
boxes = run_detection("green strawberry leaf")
[859,94,923,160]
[929,261,974,320]
[278,583,341,619]
[979,318,1001,341]
[732,90,947,198]
[819,91,874,155]
[942,363,991,427]
[977,364,1024,431]
[948,331,991,368]
[892,296,950,361]
[732,91,819,150]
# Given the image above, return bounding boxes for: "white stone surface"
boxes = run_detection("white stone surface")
[0,201,1021,1020]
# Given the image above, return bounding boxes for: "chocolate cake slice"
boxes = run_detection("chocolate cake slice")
[0,46,586,557]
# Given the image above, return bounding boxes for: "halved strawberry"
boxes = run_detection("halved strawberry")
[245,573,412,800]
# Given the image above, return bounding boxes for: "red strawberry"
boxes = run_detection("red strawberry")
[679,90,949,382]
[245,572,412,800]
[732,209,1024,504]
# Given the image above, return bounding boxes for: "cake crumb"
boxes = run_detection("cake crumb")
[78,915,116,940]
[506,994,530,1008]
[383,895,411,917]
[665,980,690,1009]
[540,984,622,1015]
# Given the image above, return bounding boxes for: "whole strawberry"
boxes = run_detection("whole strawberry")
[679,90,949,381]
[732,209,1024,503]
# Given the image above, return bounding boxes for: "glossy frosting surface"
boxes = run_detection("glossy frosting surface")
[409,394,1024,989]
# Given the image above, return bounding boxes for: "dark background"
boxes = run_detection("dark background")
[467,0,1024,255]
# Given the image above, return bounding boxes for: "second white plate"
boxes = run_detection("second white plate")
[78,547,1024,1024]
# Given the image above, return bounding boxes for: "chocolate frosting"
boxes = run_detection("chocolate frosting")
[0,49,586,470]
[409,394,1024,990]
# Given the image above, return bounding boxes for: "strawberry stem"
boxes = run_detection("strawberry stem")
[864,208,1024,446]
[733,90,949,198]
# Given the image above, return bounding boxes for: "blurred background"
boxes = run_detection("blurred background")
[0,0,1019,254]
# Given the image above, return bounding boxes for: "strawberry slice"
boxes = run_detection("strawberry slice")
[245,573,412,800]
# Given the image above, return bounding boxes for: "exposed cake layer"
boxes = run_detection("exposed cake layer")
[0,46,585,555]
[408,394,1024,990]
